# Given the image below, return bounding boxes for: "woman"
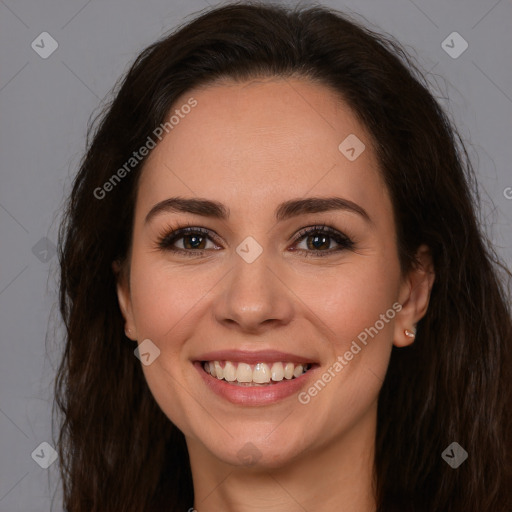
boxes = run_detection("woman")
[54,2,512,511]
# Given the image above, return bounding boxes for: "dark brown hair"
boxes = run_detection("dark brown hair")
[54,1,512,510]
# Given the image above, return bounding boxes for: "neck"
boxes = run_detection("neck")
[186,405,377,512]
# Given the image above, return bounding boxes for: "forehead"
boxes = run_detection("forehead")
[136,77,387,220]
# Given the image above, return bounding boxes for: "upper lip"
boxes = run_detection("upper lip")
[194,349,318,365]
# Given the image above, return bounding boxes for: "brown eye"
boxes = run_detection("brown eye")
[292,225,355,257]
[157,227,220,256]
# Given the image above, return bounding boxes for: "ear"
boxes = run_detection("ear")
[112,259,137,340]
[393,244,435,347]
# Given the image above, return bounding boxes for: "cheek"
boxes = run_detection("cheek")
[128,255,203,434]
[294,259,400,431]
[296,258,400,347]
[129,253,207,342]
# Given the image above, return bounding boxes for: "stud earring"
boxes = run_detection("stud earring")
[404,328,416,339]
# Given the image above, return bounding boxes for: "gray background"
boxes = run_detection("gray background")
[0,0,511,510]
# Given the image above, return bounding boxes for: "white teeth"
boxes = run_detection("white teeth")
[284,362,294,380]
[236,363,253,383]
[223,361,237,382]
[293,364,304,378]
[214,361,223,380]
[202,360,310,385]
[271,362,284,381]
[253,363,271,383]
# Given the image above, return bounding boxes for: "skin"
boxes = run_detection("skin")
[115,77,435,512]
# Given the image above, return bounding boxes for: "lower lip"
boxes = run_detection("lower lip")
[194,362,317,406]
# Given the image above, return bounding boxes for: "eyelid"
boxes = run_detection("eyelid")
[291,224,350,243]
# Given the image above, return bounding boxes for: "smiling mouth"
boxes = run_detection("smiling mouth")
[201,360,314,386]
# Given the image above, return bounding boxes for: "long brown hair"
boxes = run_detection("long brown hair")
[54,2,512,510]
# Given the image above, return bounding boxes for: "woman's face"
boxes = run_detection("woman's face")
[116,77,430,469]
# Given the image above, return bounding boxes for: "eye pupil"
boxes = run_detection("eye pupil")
[184,235,205,249]
[308,235,329,250]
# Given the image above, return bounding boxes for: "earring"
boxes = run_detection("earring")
[125,327,132,337]
[404,328,416,339]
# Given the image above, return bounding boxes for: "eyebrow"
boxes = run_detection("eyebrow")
[144,196,372,225]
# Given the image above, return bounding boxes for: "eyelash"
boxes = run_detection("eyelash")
[155,222,355,258]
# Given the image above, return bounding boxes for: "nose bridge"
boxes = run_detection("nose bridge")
[213,238,294,330]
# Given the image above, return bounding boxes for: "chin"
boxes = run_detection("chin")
[205,434,312,470]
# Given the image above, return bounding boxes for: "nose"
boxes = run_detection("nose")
[212,249,295,334]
